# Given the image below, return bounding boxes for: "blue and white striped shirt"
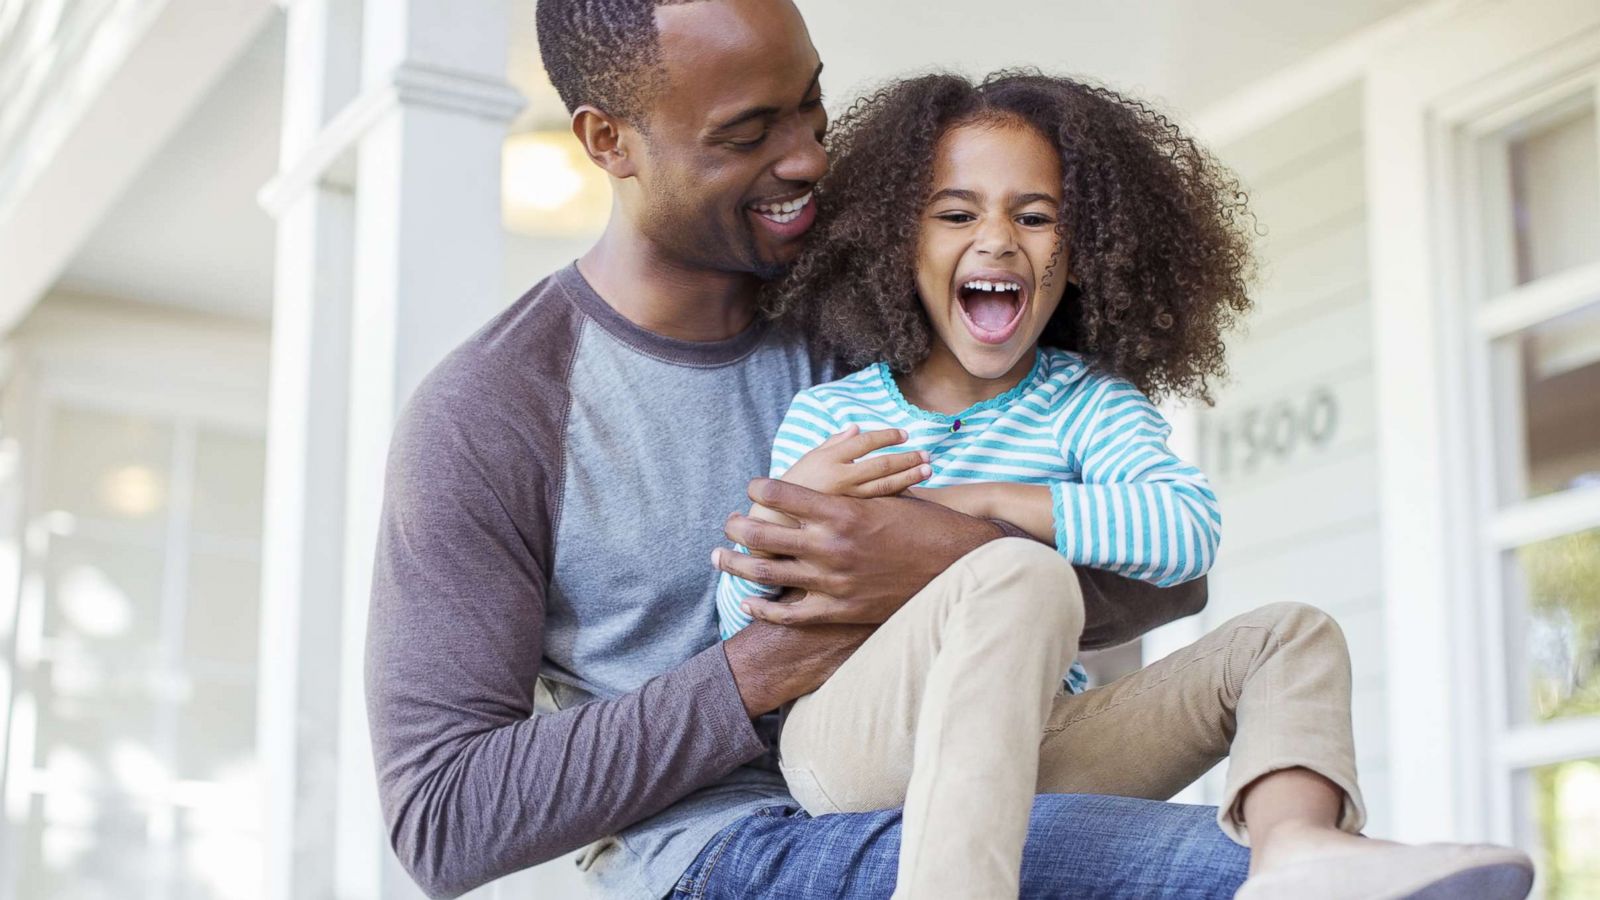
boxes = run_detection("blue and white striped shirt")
[716,347,1221,693]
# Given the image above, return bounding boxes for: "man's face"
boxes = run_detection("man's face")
[629,0,828,280]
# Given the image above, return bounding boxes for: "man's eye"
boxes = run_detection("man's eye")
[727,134,768,149]
[802,95,825,110]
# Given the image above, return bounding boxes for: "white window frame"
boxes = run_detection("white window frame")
[1368,0,1600,848]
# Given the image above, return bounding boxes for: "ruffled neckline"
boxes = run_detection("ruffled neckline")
[875,349,1047,424]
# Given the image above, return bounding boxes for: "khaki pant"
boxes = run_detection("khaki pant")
[778,538,1367,900]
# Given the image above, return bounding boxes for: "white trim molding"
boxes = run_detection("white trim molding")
[258,59,525,218]
[1366,0,1600,844]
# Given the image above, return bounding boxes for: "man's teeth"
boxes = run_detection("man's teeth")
[962,280,1023,293]
[752,191,813,223]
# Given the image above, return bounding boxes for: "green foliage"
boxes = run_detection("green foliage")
[1523,530,1600,720]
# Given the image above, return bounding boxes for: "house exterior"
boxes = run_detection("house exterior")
[0,0,1594,897]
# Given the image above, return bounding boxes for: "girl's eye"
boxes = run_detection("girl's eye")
[1017,214,1054,227]
[935,211,976,223]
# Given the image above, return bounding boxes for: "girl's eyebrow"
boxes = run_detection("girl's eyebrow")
[926,188,1060,207]
[1011,191,1059,207]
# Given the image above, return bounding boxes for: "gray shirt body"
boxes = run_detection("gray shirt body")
[368,265,829,899]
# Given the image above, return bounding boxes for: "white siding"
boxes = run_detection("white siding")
[1185,83,1392,835]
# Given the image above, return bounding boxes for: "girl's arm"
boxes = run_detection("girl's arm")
[1052,378,1220,587]
[912,483,1054,543]
[917,379,1220,588]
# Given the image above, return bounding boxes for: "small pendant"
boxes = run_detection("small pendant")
[950,418,962,433]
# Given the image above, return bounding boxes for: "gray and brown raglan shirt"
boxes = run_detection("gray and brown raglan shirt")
[366,264,832,899]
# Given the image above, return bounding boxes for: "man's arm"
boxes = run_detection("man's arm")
[968,512,1208,649]
[367,391,767,898]
[722,616,874,716]
[715,481,1206,651]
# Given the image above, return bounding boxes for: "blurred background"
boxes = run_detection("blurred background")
[0,0,1596,897]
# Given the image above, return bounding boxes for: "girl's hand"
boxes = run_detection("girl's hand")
[781,425,931,498]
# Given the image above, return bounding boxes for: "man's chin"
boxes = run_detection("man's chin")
[752,258,793,282]
[750,239,805,282]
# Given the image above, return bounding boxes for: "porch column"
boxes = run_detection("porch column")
[256,1,363,896]
[338,1,523,896]
[257,2,361,899]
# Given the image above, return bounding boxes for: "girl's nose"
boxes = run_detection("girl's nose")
[975,217,1019,258]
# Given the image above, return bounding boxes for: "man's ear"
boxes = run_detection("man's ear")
[572,106,638,179]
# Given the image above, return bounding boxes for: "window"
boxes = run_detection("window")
[1458,69,1600,897]
[4,399,266,900]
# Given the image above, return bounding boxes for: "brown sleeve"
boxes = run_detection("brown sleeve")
[365,347,765,899]
[989,518,1206,649]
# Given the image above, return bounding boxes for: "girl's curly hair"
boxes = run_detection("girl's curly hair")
[763,70,1257,404]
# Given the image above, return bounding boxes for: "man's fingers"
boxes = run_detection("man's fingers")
[724,513,806,558]
[747,477,835,522]
[741,594,848,627]
[854,463,932,498]
[713,545,822,593]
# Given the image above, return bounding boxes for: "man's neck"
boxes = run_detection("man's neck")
[577,223,761,343]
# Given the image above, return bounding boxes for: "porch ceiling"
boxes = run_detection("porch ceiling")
[56,0,1426,323]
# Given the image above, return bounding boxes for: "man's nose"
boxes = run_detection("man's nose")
[771,119,828,186]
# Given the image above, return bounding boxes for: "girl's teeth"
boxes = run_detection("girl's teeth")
[962,280,1021,292]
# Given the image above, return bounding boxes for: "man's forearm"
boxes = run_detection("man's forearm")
[1077,570,1208,650]
[370,639,767,898]
[723,618,874,716]
[989,518,1208,649]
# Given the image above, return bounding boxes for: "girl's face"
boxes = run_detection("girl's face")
[914,118,1068,381]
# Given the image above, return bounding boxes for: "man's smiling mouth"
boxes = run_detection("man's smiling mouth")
[750,190,813,224]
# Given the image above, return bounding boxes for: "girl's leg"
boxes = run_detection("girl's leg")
[777,538,1084,900]
[1033,602,1532,898]
[1033,601,1364,842]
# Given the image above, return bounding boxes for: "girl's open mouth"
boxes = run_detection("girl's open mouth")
[955,276,1029,345]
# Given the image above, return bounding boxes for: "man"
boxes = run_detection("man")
[365,1,1247,897]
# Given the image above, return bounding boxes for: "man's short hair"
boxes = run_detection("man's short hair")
[535,0,706,124]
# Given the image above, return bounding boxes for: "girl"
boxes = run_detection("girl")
[713,72,1531,900]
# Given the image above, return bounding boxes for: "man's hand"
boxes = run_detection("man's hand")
[712,479,1004,626]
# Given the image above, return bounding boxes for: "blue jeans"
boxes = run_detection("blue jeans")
[672,796,1249,899]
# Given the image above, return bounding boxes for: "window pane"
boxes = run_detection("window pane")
[183,552,260,669]
[1493,305,1600,503]
[43,408,173,524]
[16,793,155,900]
[190,428,265,540]
[176,680,255,783]
[43,533,165,663]
[175,810,263,900]
[1507,529,1600,723]
[31,657,163,793]
[1507,100,1600,285]
[1520,759,1600,899]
